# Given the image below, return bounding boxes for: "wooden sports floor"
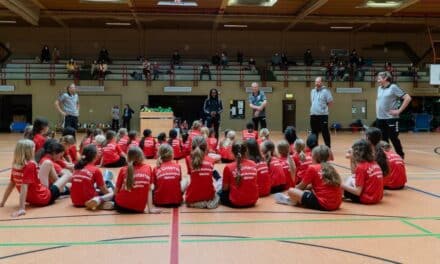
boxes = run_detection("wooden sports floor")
[1,131,439,263]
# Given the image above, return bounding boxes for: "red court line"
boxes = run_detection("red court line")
[170,207,179,264]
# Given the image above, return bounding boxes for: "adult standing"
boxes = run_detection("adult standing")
[203,88,223,138]
[55,83,80,131]
[248,82,267,131]
[122,104,135,131]
[111,105,120,131]
[310,76,333,148]
[376,71,411,159]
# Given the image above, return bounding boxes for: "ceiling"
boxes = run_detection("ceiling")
[0,0,439,32]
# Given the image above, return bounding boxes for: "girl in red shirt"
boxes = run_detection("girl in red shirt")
[126,130,139,150]
[246,138,271,197]
[342,139,384,204]
[31,117,49,153]
[0,139,71,217]
[293,139,312,185]
[79,128,94,154]
[220,140,259,207]
[155,132,167,158]
[275,145,342,211]
[152,144,183,207]
[188,120,202,147]
[139,129,156,159]
[242,122,258,141]
[60,135,78,164]
[284,126,298,155]
[101,130,127,168]
[277,140,296,188]
[181,132,191,157]
[114,147,159,213]
[185,136,219,209]
[117,128,129,154]
[70,144,113,209]
[379,141,407,190]
[202,127,221,162]
[257,128,270,146]
[219,130,235,163]
[37,139,72,187]
[261,140,287,193]
[365,127,390,177]
[168,129,183,160]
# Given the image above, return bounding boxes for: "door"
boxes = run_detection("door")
[0,95,32,132]
[282,100,296,131]
[351,100,367,121]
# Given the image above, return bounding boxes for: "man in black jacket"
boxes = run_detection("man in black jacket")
[203,88,223,138]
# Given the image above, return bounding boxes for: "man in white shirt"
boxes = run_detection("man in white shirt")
[310,76,333,148]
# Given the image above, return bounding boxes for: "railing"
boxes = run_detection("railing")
[306,66,311,87]
[122,65,128,86]
[0,67,5,85]
[239,66,244,88]
[216,67,222,87]
[49,64,55,85]
[25,64,31,86]
[169,67,175,86]
[283,68,288,88]
[193,65,198,87]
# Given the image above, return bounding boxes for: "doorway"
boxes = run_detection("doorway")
[0,95,32,132]
[282,100,296,131]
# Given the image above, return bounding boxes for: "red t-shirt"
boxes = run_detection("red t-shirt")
[185,157,215,203]
[188,130,202,148]
[383,151,407,189]
[142,137,156,158]
[302,164,342,211]
[33,133,46,153]
[222,159,259,207]
[278,156,295,188]
[102,141,122,165]
[70,164,104,206]
[68,145,78,163]
[355,161,384,204]
[289,144,296,155]
[11,161,51,206]
[118,136,129,154]
[152,161,182,205]
[95,144,103,165]
[293,152,312,184]
[242,130,258,141]
[81,137,93,153]
[255,161,271,197]
[115,163,152,212]
[128,139,139,150]
[268,157,287,188]
[182,141,191,157]
[185,155,215,175]
[170,139,184,159]
[219,144,234,161]
[207,137,218,153]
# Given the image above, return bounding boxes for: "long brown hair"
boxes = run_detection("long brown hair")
[157,143,173,167]
[261,140,275,167]
[312,145,341,186]
[125,146,145,191]
[232,140,247,186]
[190,136,207,170]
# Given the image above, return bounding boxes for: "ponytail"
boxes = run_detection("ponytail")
[126,161,135,191]
[235,151,242,186]
[321,162,341,186]
[75,145,97,170]
[191,147,204,170]
[374,144,389,176]
[232,141,247,186]
[262,141,275,167]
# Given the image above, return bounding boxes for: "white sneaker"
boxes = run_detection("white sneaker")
[274,193,292,205]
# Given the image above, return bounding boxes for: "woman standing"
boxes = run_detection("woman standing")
[122,104,135,131]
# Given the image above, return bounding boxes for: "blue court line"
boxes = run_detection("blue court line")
[407,186,440,199]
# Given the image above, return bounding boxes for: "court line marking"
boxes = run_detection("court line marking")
[170,207,179,264]
[406,186,440,199]
[400,219,433,234]
[0,234,400,263]
[2,233,440,248]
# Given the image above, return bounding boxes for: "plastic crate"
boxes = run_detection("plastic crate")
[10,122,29,133]
[413,113,432,132]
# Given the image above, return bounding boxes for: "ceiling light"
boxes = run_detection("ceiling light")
[330,26,353,30]
[106,22,131,26]
[0,20,17,24]
[224,24,248,28]
[157,1,198,6]
[228,0,278,7]
[364,0,402,8]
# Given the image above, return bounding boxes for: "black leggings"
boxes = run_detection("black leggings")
[103,156,127,168]
[252,116,267,131]
[310,115,331,148]
[376,118,404,158]
[219,190,254,208]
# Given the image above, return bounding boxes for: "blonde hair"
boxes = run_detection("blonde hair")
[276,140,290,157]
[13,139,35,169]
[191,120,201,130]
[126,146,145,191]
[259,128,270,140]
[190,136,207,170]
[157,143,174,167]
[221,130,235,147]
[312,145,341,186]
[294,139,306,162]
[117,128,128,141]
[94,135,106,146]
[200,127,209,138]
[261,140,275,167]
[60,135,75,145]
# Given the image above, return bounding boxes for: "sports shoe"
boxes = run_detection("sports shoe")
[100,201,115,210]
[85,197,101,211]
[274,193,292,205]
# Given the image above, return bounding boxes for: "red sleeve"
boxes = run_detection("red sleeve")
[222,165,232,187]
[94,168,105,188]
[152,167,158,185]
[301,166,316,185]
[22,162,38,184]
[355,164,365,187]
[116,168,126,190]
[293,155,300,168]
[115,144,122,155]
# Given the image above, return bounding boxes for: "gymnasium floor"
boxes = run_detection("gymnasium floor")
[0,131,439,263]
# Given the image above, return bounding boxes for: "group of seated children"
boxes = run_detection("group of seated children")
[0,117,407,217]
